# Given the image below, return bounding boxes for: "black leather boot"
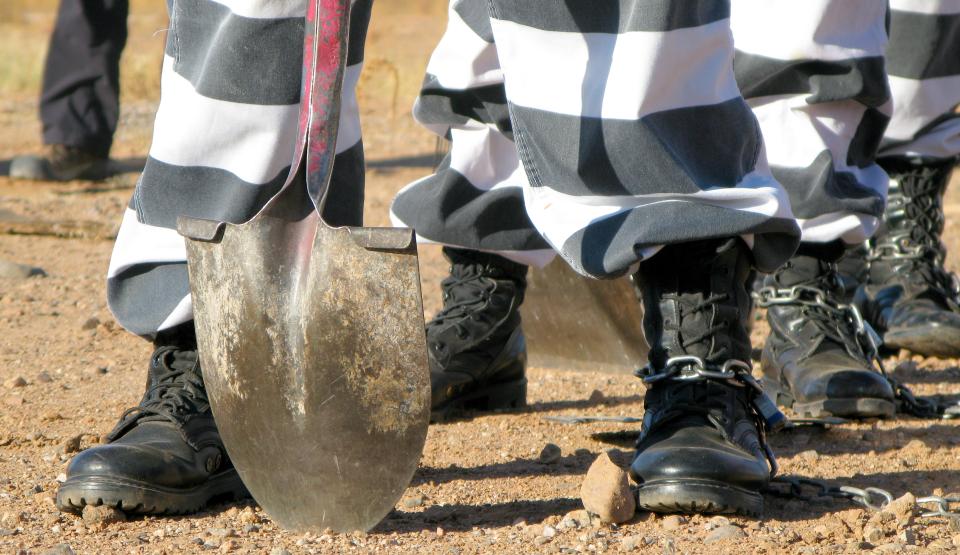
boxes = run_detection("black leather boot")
[857,156,960,358]
[631,238,782,517]
[57,325,247,515]
[428,247,528,421]
[759,246,895,419]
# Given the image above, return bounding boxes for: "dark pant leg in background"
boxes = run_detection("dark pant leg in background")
[40,0,129,157]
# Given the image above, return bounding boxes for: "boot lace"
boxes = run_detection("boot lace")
[870,164,960,307]
[426,264,498,345]
[656,292,733,365]
[117,346,209,428]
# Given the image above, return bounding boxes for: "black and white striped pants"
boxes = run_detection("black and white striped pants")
[392,0,960,268]
[108,0,959,338]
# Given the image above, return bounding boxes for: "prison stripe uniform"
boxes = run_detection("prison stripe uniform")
[731,0,892,245]
[395,0,803,280]
[880,0,960,161]
[106,0,372,338]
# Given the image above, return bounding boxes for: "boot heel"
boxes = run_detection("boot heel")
[430,378,527,422]
[472,378,527,411]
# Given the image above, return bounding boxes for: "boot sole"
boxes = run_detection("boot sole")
[885,325,960,359]
[56,469,249,516]
[636,480,763,517]
[763,377,895,419]
[431,378,527,423]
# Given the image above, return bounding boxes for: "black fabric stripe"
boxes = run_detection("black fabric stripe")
[509,99,761,197]
[135,159,288,229]
[770,151,885,221]
[734,51,889,108]
[453,0,493,42]
[561,203,800,278]
[107,262,190,339]
[887,10,960,79]
[847,108,891,168]
[165,0,371,105]
[415,74,512,137]
[391,156,549,252]
[487,0,729,34]
[136,142,365,229]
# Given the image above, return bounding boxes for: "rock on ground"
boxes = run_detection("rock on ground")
[580,451,636,524]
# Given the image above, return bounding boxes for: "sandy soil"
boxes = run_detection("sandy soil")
[1,1,960,554]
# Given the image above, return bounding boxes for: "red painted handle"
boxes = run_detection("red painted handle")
[285,0,351,216]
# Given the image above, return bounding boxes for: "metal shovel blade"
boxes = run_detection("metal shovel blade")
[179,180,430,532]
[176,0,429,532]
[522,260,647,374]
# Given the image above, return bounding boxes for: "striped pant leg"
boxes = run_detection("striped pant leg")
[486,1,799,278]
[389,0,555,267]
[880,0,960,160]
[106,0,372,339]
[731,0,892,245]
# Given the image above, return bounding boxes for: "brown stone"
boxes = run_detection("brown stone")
[579,451,636,524]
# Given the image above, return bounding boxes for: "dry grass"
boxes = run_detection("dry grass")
[0,0,168,103]
[0,0,446,106]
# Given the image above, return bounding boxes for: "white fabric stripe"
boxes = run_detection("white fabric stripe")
[889,0,960,14]
[731,0,887,61]
[150,56,362,185]
[796,213,879,244]
[158,295,194,332]
[488,18,741,120]
[426,4,502,90]
[388,210,558,268]
[107,210,195,332]
[748,94,891,199]
[523,169,793,250]
[881,120,960,159]
[207,0,306,19]
[107,209,187,279]
[884,74,960,141]
[447,125,526,192]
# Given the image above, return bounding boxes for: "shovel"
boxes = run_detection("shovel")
[176,0,430,533]
[522,260,647,374]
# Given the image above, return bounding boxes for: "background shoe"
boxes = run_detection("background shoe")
[9,144,110,181]
[631,239,776,517]
[759,253,895,419]
[428,247,528,421]
[857,156,960,358]
[56,327,248,515]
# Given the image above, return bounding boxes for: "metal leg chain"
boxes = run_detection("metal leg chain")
[765,476,960,523]
[755,285,955,420]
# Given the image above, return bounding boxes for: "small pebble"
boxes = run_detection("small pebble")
[662,515,686,531]
[543,525,557,538]
[0,260,45,280]
[538,443,562,465]
[580,451,636,524]
[402,495,424,509]
[43,544,74,555]
[4,376,27,389]
[82,505,126,528]
[80,317,100,330]
[704,524,746,544]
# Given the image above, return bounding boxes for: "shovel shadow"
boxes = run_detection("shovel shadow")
[375,497,583,533]
[769,423,960,458]
[411,453,597,487]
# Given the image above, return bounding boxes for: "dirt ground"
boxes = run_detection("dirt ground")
[1,2,960,554]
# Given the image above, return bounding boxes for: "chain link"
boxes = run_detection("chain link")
[754,285,950,419]
[766,476,960,521]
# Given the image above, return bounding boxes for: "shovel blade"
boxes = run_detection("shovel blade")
[180,186,430,533]
[522,260,647,374]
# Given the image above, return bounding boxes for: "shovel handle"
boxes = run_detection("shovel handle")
[302,0,352,215]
